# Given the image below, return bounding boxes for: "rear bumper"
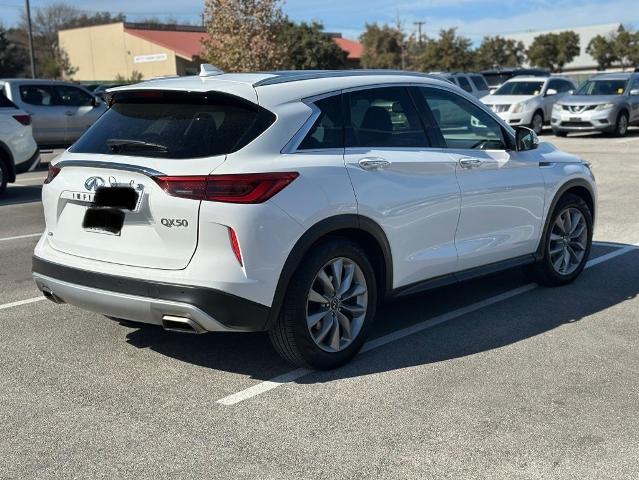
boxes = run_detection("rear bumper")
[32,256,270,332]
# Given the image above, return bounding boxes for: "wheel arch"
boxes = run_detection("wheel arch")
[266,214,393,329]
[0,140,16,183]
[535,178,595,259]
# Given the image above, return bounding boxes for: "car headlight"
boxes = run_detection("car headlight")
[552,104,562,112]
[511,102,526,114]
[595,103,615,111]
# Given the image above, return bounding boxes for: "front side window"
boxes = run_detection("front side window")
[494,81,545,96]
[20,85,55,106]
[420,87,506,150]
[55,85,94,107]
[576,79,628,96]
[457,76,473,93]
[70,90,275,159]
[345,87,429,148]
[298,95,343,150]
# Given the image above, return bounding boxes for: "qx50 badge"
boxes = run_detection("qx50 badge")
[161,218,189,228]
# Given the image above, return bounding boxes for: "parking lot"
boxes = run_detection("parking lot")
[1,131,638,479]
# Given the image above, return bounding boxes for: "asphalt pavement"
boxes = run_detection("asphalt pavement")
[1,131,638,479]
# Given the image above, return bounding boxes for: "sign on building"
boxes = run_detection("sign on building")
[133,53,168,64]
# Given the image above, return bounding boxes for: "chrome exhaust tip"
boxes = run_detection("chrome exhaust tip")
[161,315,206,334]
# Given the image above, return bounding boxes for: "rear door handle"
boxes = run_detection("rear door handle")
[359,157,391,171]
[64,111,74,116]
[459,157,483,168]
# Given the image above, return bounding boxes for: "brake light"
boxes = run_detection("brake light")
[12,114,31,126]
[228,227,243,266]
[153,172,299,203]
[44,164,61,184]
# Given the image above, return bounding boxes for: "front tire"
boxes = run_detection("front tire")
[0,160,8,195]
[531,194,593,287]
[269,238,378,369]
[531,111,544,135]
[612,111,629,137]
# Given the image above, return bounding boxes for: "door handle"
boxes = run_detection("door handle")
[64,111,74,116]
[459,157,483,169]
[358,157,391,171]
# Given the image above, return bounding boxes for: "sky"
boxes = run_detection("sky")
[1,0,637,43]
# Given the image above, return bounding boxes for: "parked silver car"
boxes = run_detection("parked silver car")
[551,72,639,137]
[0,79,107,145]
[433,72,490,98]
[481,76,576,134]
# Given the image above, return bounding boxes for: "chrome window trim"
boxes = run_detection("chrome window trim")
[54,160,165,177]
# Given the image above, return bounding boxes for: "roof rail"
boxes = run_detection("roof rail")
[200,64,224,77]
[252,70,444,87]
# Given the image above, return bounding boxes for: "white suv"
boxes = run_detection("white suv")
[0,92,39,194]
[32,69,596,369]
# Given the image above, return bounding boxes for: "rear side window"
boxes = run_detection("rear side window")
[298,95,343,150]
[0,92,16,108]
[345,87,429,148]
[55,85,94,106]
[470,75,489,91]
[20,85,55,106]
[457,76,473,93]
[70,90,275,159]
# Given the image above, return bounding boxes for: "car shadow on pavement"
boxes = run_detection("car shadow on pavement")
[0,185,43,206]
[124,243,639,382]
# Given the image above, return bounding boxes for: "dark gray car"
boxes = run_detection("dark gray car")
[551,72,639,137]
[0,79,107,145]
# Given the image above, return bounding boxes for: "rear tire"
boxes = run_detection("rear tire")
[0,160,8,195]
[269,238,378,370]
[612,111,629,137]
[531,193,593,287]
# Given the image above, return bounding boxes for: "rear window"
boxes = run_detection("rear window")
[470,75,489,91]
[70,90,275,159]
[0,92,16,108]
[457,76,473,93]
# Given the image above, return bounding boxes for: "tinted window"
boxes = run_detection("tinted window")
[298,95,343,150]
[457,76,473,93]
[470,75,489,91]
[494,81,545,96]
[0,92,16,108]
[70,90,275,159]
[420,87,506,150]
[346,87,428,148]
[20,85,55,106]
[628,78,639,91]
[55,85,94,106]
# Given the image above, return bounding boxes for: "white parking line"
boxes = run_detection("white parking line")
[0,296,45,311]
[615,137,639,144]
[217,242,639,406]
[0,233,42,242]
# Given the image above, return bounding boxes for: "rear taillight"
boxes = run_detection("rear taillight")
[44,164,61,184]
[13,114,31,126]
[153,172,299,204]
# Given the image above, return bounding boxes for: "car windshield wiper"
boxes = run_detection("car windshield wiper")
[106,138,169,154]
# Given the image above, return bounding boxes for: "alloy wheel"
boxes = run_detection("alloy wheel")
[306,257,368,352]
[532,113,543,135]
[618,114,628,135]
[548,207,588,275]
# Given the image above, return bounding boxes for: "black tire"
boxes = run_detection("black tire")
[612,111,629,137]
[531,193,593,287]
[269,238,378,370]
[531,111,544,135]
[553,130,568,137]
[0,159,8,195]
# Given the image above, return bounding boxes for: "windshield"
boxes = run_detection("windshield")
[483,73,514,88]
[493,81,545,96]
[576,79,628,96]
[70,90,275,159]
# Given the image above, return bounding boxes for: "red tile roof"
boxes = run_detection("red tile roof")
[124,27,362,61]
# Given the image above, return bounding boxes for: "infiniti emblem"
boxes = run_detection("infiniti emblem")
[84,176,105,191]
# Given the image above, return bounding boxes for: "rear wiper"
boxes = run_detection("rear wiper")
[106,138,168,153]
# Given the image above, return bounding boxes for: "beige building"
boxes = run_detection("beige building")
[59,22,364,82]
[58,22,206,81]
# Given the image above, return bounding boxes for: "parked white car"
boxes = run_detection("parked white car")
[32,69,596,369]
[0,92,39,194]
[481,76,576,134]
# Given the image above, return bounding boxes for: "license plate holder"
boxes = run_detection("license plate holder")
[82,207,125,235]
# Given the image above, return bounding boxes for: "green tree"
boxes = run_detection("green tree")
[474,36,526,69]
[360,23,405,69]
[279,21,347,70]
[202,0,287,72]
[414,28,474,72]
[0,25,28,77]
[587,34,619,70]
[527,31,580,72]
[615,26,639,69]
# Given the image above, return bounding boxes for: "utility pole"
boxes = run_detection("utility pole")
[25,0,36,78]
[414,21,425,46]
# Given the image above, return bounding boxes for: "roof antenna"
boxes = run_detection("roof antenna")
[199,64,224,77]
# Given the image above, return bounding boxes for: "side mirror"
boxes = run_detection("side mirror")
[514,126,539,152]
[630,89,639,96]
[91,96,100,107]
[545,88,558,96]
